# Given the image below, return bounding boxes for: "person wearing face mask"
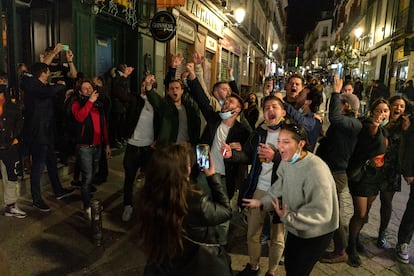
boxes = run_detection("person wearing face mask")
[281,84,324,151]
[222,95,287,276]
[242,123,338,276]
[345,98,390,267]
[186,63,251,246]
[120,75,161,222]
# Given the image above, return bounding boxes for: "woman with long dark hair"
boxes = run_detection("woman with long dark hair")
[346,98,390,267]
[137,144,232,276]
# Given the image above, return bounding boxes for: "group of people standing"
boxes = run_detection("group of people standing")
[3,42,414,275]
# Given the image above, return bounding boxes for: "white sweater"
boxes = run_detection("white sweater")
[262,152,339,239]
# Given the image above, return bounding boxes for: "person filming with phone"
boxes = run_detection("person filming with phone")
[71,79,111,220]
[138,144,233,276]
[242,123,339,275]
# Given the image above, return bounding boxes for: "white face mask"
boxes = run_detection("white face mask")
[219,110,234,120]
[219,99,225,106]
[380,119,389,127]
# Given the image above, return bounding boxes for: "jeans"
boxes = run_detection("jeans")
[123,144,153,206]
[398,184,414,244]
[30,143,64,203]
[77,145,101,209]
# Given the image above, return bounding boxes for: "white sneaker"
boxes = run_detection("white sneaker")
[397,243,410,264]
[122,205,133,222]
[5,204,27,219]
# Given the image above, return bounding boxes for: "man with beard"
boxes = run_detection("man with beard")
[150,78,200,147]
[186,62,251,246]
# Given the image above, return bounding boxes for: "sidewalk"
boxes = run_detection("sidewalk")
[1,153,414,275]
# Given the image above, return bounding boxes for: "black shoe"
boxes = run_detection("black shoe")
[93,177,107,185]
[33,201,51,212]
[237,263,259,276]
[346,247,361,267]
[56,188,76,200]
[71,180,81,189]
[90,185,97,193]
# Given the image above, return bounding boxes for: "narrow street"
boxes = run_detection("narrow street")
[1,152,414,275]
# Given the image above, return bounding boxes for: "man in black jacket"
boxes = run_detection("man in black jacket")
[20,63,75,212]
[186,62,251,246]
[317,75,362,263]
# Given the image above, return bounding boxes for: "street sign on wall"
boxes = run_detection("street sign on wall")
[150,11,177,42]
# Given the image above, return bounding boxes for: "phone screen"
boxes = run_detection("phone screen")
[196,144,210,169]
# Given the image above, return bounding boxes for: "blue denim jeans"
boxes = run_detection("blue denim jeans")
[30,143,64,204]
[77,144,101,209]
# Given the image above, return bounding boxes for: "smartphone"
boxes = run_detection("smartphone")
[277,197,283,209]
[337,64,344,78]
[196,144,210,169]
[62,44,70,51]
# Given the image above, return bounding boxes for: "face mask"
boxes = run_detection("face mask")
[219,99,225,106]
[219,110,234,120]
[288,150,301,164]
[265,118,284,130]
[140,94,148,100]
[380,119,389,127]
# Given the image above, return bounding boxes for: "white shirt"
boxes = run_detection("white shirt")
[211,122,230,175]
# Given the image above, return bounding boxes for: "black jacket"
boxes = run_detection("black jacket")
[316,93,362,172]
[0,98,23,149]
[187,77,251,197]
[20,74,65,145]
[144,173,232,276]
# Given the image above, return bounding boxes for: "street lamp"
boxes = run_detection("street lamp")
[355,27,363,39]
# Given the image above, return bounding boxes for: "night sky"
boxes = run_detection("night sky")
[287,0,333,42]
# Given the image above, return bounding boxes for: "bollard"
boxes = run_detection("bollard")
[91,199,103,246]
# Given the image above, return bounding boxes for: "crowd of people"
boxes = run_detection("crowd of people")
[2,43,414,275]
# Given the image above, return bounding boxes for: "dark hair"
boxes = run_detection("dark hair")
[137,144,197,264]
[389,95,408,106]
[369,98,390,115]
[280,123,311,152]
[262,95,285,111]
[167,79,184,89]
[30,62,49,78]
[307,85,324,113]
[212,81,229,92]
[342,81,354,88]
[230,92,244,110]
[287,74,305,86]
[76,78,95,94]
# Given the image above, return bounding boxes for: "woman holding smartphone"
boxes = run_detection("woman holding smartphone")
[137,144,232,276]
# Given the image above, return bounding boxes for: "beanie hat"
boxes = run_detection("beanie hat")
[340,93,360,112]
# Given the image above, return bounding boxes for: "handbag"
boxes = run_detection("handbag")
[180,236,232,276]
[347,160,370,182]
